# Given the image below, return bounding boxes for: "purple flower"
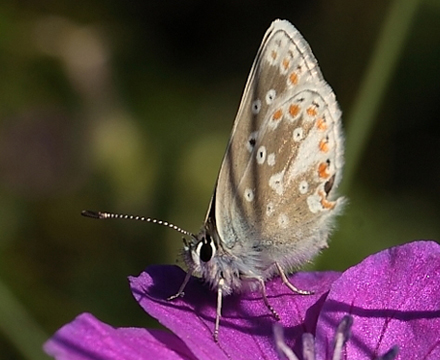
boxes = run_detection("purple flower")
[44,241,440,359]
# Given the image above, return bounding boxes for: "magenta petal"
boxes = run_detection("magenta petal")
[44,313,196,360]
[130,265,340,359]
[316,240,440,360]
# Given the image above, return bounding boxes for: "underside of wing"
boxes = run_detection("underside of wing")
[211,19,344,269]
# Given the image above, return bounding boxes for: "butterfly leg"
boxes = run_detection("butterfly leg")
[167,269,193,300]
[257,277,281,321]
[213,278,225,342]
[275,262,313,295]
[242,274,281,321]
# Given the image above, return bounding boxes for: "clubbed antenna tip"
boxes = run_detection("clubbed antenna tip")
[81,210,105,219]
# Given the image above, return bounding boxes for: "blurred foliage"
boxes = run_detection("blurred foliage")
[0,0,439,359]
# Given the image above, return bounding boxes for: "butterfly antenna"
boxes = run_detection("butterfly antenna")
[81,210,194,237]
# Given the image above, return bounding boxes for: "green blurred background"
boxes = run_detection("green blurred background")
[0,0,439,358]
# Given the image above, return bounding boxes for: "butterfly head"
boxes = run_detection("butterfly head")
[184,227,217,268]
[183,220,224,288]
[182,219,260,295]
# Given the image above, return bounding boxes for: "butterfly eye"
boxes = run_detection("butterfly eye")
[197,235,216,262]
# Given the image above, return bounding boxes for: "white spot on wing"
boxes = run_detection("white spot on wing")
[278,213,289,228]
[269,171,284,195]
[244,188,254,202]
[288,124,326,180]
[256,146,266,164]
[266,202,275,216]
[246,131,258,153]
[265,89,276,105]
[251,99,261,114]
[267,153,276,166]
[299,180,308,194]
[293,127,304,142]
[307,194,322,213]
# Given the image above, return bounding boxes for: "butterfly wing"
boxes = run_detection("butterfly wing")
[209,19,344,273]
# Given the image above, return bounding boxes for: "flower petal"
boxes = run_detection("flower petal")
[130,265,340,359]
[44,312,196,360]
[316,240,440,359]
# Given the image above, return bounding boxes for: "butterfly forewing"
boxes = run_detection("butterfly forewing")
[212,20,344,273]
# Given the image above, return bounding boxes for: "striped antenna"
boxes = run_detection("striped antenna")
[81,210,194,237]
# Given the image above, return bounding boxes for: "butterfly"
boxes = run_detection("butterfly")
[83,19,344,342]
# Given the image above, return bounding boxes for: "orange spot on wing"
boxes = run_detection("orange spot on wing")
[289,104,300,117]
[271,50,277,60]
[318,162,330,179]
[289,72,298,85]
[319,139,329,153]
[282,58,290,70]
[307,106,318,117]
[273,109,283,120]
[317,117,327,130]
[319,190,335,209]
